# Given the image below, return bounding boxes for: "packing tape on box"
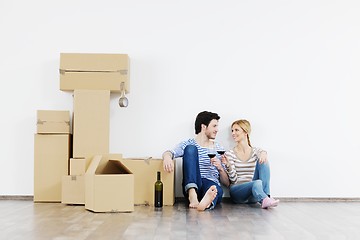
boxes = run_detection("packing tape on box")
[126,157,152,165]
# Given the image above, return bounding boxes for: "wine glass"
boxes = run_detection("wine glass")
[217,146,225,156]
[207,148,216,160]
[216,146,226,166]
[207,142,216,164]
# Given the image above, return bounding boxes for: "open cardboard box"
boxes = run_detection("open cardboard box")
[85,155,134,213]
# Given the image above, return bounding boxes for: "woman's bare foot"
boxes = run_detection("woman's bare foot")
[197,185,218,211]
[188,188,199,208]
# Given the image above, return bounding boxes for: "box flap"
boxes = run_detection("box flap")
[85,155,102,175]
[85,154,124,175]
[60,53,129,72]
[101,160,132,174]
[95,154,122,173]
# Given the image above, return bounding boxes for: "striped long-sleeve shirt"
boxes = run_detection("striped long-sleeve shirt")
[224,147,263,185]
[170,138,224,186]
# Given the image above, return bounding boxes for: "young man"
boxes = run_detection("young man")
[162,111,230,211]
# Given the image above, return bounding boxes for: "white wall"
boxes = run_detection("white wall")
[1,0,360,198]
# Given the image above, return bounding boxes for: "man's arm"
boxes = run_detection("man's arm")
[218,167,230,187]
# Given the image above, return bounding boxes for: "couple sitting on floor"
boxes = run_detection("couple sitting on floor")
[162,111,279,211]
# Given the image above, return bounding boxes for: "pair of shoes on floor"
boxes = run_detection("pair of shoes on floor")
[261,197,280,209]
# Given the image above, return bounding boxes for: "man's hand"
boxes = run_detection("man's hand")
[210,157,223,171]
[163,151,174,172]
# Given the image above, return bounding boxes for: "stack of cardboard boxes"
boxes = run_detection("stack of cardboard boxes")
[34,53,175,212]
[34,110,71,202]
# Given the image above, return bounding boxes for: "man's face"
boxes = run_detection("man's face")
[204,119,219,140]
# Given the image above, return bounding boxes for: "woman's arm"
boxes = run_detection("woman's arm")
[223,154,237,184]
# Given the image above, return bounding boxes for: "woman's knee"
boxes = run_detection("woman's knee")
[257,161,270,169]
[252,179,263,190]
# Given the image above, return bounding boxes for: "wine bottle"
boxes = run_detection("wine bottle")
[154,171,163,208]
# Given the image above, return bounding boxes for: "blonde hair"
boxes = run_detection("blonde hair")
[231,119,252,147]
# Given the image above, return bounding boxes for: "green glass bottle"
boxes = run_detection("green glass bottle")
[154,171,163,208]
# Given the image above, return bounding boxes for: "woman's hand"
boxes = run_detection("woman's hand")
[258,151,268,164]
[220,154,230,168]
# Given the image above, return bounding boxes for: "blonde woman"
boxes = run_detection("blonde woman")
[222,119,279,209]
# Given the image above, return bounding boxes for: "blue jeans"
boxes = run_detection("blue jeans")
[229,161,270,204]
[182,145,223,209]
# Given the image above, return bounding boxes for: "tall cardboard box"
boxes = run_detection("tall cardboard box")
[121,158,175,206]
[34,134,71,202]
[85,155,134,213]
[60,53,130,93]
[73,90,110,169]
[37,110,71,134]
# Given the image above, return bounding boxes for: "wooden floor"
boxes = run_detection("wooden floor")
[1,200,360,240]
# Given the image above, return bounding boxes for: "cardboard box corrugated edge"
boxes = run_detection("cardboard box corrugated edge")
[121,158,175,206]
[59,53,130,93]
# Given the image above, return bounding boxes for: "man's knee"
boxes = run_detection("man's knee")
[216,184,224,196]
[184,145,198,155]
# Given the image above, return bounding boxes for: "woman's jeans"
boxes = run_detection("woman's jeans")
[182,145,223,209]
[229,161,270,204]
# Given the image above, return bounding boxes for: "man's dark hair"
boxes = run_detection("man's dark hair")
[194,111,220,134]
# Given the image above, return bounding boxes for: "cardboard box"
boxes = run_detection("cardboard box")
[60,53,130,93]
[85,155,134,213]
[34,134,71,202]
[37,110,70,134]
[73,90,110,169]
[61,175,85,204]
[121,158,175,206]
[70,158,86,175]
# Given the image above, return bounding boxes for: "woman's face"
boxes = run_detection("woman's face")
[231,124,246,142]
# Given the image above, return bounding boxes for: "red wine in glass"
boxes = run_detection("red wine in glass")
[217,150,225,155]
[208,153,216,158]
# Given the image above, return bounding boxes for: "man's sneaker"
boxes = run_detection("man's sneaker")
[261,197,280,209]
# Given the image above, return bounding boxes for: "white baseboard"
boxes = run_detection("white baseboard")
[0,195,33,200]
